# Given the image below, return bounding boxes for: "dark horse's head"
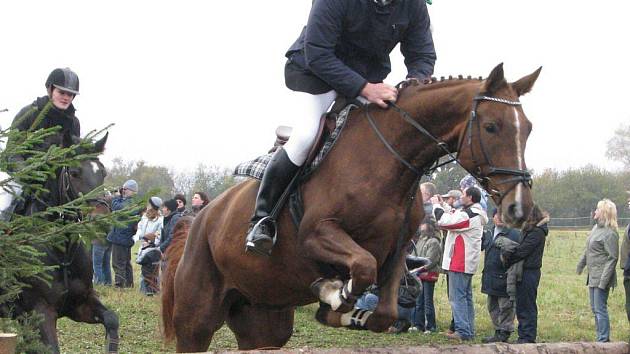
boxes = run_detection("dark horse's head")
[454,64,541,226]
[60,131,108,200]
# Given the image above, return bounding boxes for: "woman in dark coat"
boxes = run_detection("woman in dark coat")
[503,205,549,344]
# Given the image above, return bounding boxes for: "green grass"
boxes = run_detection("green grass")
[57,230,629,353]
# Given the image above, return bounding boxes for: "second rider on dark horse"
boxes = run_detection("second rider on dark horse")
[246,0,437,256]
[1,67,82,219]
[0,68,119,354]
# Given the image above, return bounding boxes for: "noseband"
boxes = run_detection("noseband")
[364,93,532,205]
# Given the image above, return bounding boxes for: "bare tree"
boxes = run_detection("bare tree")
[606,123,630,168]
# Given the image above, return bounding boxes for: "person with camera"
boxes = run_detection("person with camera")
[106,179,139,288]
[432,186,488,341]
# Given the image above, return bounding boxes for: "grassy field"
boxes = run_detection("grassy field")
[57,230,629,353]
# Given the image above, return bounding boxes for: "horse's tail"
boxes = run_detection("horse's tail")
[161,215,193,343]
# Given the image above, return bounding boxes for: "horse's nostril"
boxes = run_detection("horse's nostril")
[507,202,524,220]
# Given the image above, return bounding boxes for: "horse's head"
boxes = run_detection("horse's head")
[456,64,541,226]
[60,131,108,200]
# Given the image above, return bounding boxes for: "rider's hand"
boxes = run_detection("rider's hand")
[361,82,398,108]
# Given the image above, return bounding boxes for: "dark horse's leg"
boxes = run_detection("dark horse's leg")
[67,293,119,353]
[226,295,295,350]
[33,303,60,354]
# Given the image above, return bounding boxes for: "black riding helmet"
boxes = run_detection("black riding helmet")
[45,68,80,95]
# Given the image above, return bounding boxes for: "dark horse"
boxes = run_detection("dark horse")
[162,64,541,352]
[0,132,118,353]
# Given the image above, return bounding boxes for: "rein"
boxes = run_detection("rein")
[364,94,532,204]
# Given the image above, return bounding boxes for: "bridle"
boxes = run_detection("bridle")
[364,93,532,205]
[459,96,533,205]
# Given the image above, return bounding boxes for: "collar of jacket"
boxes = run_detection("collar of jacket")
[35,96,76,117]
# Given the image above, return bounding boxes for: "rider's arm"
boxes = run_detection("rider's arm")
[400,1,436,80]
[303,0,367,98]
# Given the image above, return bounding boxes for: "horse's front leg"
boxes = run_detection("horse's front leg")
[34,303,60,354]
[67,293,119,353]
[364,248,408,332]
[300,218,378,329]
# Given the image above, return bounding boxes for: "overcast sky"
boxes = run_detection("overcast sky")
[1,0,628,175]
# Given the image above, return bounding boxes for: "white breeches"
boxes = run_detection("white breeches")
[283,90,337,166]
[0,171,22,221]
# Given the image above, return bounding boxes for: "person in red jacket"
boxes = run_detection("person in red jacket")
[431,186,488,341]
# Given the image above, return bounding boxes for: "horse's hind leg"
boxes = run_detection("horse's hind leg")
[226,299,294,350]
[67,293,119,353]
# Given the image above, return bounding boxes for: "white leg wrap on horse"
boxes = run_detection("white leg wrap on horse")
[340,308,372,328]
[283,90,337,166]
[322,279,355,311]
[324,288,343,311]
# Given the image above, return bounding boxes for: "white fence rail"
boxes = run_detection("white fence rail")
[549,216,630,229]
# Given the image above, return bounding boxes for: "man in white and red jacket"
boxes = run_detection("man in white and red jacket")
[431,186,488,341]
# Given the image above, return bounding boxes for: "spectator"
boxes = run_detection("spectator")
[577,199,619,343]
[91,237,112,286]
[437,188,462,335]
[107,179,139,288]
[502,204,549,344]
[388,269,421,334]
[459,175,488,211]
[419,182,437,221]
[441,189,463,209]
[133,196,163,294]
[136,232,162,296]
[174,193,191,216]
[411,220,442,333]
[432,186,488,341]
[159,198,183,255]
[481,209,520,343]
[134,197,164,243]
[191,191,210,215]
[622,191,630,325]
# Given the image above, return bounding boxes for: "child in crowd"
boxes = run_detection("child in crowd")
[136,232,162,295]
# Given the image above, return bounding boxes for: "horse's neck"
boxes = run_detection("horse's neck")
[394,82,478,171]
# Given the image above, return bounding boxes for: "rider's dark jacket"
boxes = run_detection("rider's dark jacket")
[286,0,436,98]
[8,96,80,166]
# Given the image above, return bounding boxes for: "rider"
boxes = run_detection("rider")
[0,68,81,220]
[245,0,437,256]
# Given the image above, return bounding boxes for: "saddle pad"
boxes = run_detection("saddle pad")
[233,104,357,180]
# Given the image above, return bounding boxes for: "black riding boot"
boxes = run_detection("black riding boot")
[245,148,299,256]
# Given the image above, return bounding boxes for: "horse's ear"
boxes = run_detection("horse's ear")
[511,66,542,97]
[94,132,108,153]
[481,63,507,95]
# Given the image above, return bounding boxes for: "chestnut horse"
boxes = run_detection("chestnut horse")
[162,64,541,352]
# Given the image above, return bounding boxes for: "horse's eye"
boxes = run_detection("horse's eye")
[484,123,498,134]
[70,169,81,178]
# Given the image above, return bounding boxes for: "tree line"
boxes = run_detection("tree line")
[106,157,629,220]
